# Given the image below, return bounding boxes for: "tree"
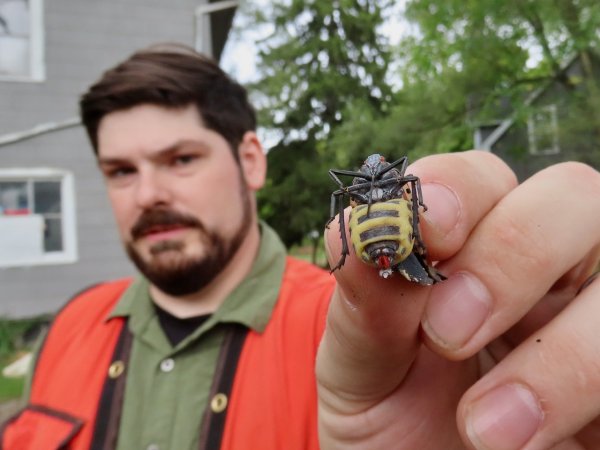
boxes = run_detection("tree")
[245,0,600,247]
[247,0,395,247]
[331,0,600,161]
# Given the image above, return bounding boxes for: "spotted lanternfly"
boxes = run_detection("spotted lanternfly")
[327,154,445,285]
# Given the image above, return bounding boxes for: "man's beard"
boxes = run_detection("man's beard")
[125,193,252,297]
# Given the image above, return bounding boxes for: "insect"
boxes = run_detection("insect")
[327,153,445,285]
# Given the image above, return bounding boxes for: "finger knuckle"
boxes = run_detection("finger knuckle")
[482,207,553,286]
[463,150,518,188]
[546,161,600,195]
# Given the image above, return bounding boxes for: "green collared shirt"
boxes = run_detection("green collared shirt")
[108,223,287,450]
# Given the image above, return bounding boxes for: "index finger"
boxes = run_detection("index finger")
[317,151,517,414]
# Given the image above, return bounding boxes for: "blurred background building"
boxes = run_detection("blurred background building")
[472,52,600,181]
[0,0,238,317]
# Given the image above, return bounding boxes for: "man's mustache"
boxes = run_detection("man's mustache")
[130,209,203,240]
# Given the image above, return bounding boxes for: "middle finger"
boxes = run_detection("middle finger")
[421,161,600,359]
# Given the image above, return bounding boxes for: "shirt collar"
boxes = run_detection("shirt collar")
[108,221,287,334]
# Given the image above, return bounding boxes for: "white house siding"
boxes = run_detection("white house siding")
[0,0,216,317]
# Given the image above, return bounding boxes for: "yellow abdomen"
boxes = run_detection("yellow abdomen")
[348,199,414,266]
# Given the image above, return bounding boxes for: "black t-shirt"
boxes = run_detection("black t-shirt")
[153,303,211,347]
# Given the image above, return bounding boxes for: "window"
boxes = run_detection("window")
[0,168,77,267]
[195,1,238,59]
[527,104,560,155]
[0,0,44,81]
[474,123,501,150]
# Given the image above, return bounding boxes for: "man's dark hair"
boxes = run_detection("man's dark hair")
[79,43,256,156]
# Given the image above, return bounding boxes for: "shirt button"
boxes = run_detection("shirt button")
[211,393,228,413]
[160,358,175,372]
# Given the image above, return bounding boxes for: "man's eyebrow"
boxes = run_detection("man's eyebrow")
[97,139,209,166]
[97,157,130,167]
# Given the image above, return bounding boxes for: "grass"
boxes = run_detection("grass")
[0,317,48,403]
[0,373,24,402]
[0,353,27,401]
[289,243,328,269]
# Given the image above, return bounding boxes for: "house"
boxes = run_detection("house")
[473,51,600,181]
[0,0,238,317]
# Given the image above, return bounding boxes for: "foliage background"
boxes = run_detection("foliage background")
[236,0,600,250]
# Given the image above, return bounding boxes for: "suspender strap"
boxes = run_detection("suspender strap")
[90,320,133,450]
[198,324,249,450]
[87,320,247,450]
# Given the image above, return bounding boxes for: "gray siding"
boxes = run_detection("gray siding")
[0,127,135,317]
[0,0,204,134]
[0,0,213,317]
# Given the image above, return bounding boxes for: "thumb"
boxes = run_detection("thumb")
[317,207,430,412]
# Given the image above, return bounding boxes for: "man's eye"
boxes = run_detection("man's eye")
[173,154,197,166]
[107,167,135,179]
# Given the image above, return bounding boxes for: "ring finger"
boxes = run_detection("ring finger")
[457,276,600,449]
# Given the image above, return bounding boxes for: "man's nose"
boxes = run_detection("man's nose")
[134,170,171,209]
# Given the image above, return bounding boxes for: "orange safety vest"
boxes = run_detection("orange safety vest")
[0,257,334,450]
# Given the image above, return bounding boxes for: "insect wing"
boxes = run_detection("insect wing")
[394,253,446,285]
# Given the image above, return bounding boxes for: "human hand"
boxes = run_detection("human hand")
[317,151,600,449]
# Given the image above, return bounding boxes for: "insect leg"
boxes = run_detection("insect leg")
[378,156,408,177]
[403,175,427,211]
[412,179,428,246]
[326,189,343,228]
[330,194,350,273]
[327,185,370,227]
[344,183,371,204]
[366,178,376,216]
[406,178,447,284]
[329,169,371,187]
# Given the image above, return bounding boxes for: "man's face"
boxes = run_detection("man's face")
[97,104,259,296]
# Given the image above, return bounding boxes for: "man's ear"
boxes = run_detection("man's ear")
[238,131,267,191]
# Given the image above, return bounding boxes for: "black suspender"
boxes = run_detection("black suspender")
[198,324,249,450]
[90,321,133,450]
[89,322,249,450]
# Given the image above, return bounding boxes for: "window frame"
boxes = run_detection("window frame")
[194,0,238,58]
[0,167,77,268]
[527,103,560,156]
[0,0,45,82]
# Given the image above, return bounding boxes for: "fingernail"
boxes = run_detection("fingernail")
[466,384,543,450]
[421,183,461,234]
[423,272,492,349]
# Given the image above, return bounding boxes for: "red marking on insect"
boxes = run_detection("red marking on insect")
[377,255,391,270]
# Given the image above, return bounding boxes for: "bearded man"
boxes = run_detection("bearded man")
[4,44,600,450]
